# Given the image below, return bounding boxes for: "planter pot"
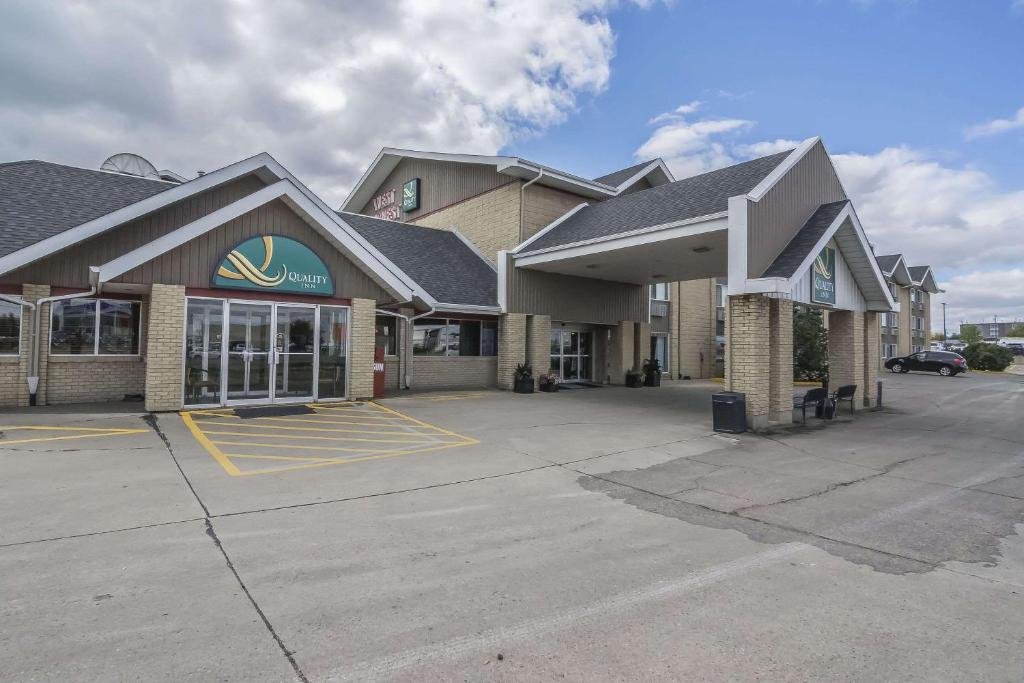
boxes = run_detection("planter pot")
[644,373,661,387]
[513,377,534,394]
[625,374,644,388]
[539,380,559,393]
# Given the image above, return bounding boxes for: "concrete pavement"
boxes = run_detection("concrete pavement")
[2,373,1023,680]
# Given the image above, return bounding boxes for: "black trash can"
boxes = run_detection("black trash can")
[712,391,747,434]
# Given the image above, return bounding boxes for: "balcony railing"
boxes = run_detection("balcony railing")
[650,300,669,318]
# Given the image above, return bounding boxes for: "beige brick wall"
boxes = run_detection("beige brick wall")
[144,284,184,411]
[526,314,552,387]
[408,356,497,391]
[50,356,147,405]
[827,310,865,403]
[725,294,771,429]
[673,279,716,379]
[897,286,911,354]
[862,311,879,407]
[413,182,521,262]
[608,321,635,385]
[497,313,527,390]
[522,184,587,240]
[349,298,375,399]
[634,321,651,371]
[768,298,793,424]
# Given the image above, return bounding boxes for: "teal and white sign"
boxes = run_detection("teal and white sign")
[811,245,836,306]
[402,177,420,212]
[213,236,333,296]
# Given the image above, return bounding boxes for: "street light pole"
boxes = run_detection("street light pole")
[942,302,947,340]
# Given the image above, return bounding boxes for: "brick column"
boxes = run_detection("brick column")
[675,279,715,380]
[726,294,771,430]
[144,284,186,412]
[348,298,375,399]
[608,321,634,385]
[862,311,879,407]
[827,310,864,406]
[497,313,527,390]
[526,315,551,388]
[768,298,793,424]
[634,321,651,372]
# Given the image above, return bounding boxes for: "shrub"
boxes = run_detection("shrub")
[793,306,828,381]
[962,343,1014,371]
[960,325,982,345]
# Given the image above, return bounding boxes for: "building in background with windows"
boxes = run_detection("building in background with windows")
[875,254,940,360]
[959,320,1024,341]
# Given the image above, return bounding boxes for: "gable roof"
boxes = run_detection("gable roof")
[340,148,674,213]
[592,160,665,188]
[520,149,793,253]
[762,201,849,278]
[0,160,173,258]
[875,254,903,274]
[339,212,498,310]
[908,265,940,293]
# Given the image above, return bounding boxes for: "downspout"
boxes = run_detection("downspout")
[518,165,544,243]
[375,304,435,390]
[0,293,36,397]
[27,285,97,406]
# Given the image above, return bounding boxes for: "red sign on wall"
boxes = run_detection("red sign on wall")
[373,346,386,398]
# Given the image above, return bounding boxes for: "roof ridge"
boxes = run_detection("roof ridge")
[1,158,176,185]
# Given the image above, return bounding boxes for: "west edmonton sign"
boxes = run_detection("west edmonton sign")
[213,236,334,296]
[371,188,400,220]
[811,245,836,306]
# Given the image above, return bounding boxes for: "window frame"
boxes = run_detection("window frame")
[50,297,144,357]
[649,283,670,301]
[0,299,22,356]
[374,315,399,356]
[411,317,498,357]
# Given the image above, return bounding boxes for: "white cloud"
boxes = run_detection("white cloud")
[735,138,801,158]
[933,270,1024,329]
[647,100,702,125]
[0,0,649,206]
[964,106,1024,140]
[635,105,755,176]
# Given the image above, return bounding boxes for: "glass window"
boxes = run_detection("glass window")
[413,318,447,355]
[0,301,20,354]
[318,306,348,399]
[51,299,141,355]
[184,299,224,405]
[51,299,99,355]
[453,320,481,356]
[650,283,669,300]
[375,315,398,356]
[481,321,497,356]
[98,300,141,354]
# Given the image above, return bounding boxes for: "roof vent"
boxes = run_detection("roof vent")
[100,153,162,179]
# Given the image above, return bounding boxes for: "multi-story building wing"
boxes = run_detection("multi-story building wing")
[875,254,939,359]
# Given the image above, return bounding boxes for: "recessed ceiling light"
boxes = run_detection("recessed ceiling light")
[692,246,711,253]
[585,264,600,269]
[652,273,665,279]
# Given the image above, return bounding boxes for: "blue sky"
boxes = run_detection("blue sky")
[1,0,1021,326]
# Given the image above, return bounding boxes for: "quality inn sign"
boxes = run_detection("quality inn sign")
[213,236,334,296]
[811,245,836,306]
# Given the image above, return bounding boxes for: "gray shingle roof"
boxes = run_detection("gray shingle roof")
[875,254,903,274]
[907,265,931,282]
[338,212,497,308]
[762,201,849,278]
[524,149,793,253]
[592,160,655,187]
[0,160,172,258]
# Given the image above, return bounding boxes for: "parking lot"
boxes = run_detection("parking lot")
[2,373,1024,681]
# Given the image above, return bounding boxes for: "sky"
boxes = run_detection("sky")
[1,0,1021,329]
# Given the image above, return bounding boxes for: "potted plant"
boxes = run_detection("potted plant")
[538,369,560,393]
[513,362,534,394]
[642,358,662,387]
[625,368,645,388]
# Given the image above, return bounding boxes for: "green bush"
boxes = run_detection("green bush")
[793,306,828,381]
[962,343,1014,371]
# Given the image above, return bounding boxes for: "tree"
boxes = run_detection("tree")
[962,343,1014,371]
[793,306,828,382]
[931,332,946,341]
[960,325,982,345]
[1006,324,1024,338]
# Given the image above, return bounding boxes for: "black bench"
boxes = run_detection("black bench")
[831,384,857,416]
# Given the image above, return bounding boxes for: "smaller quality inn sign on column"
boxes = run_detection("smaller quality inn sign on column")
[811,245,836,306]
[213,235,334,296]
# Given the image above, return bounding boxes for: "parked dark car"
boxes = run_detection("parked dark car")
[885,351,968,376]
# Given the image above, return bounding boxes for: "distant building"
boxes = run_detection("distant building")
[875,254,940,359]
[960,320,1024,341]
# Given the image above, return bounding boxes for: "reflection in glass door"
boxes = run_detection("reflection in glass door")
[184,299,223,405]
[274,305,316,400]
[549,327,592,382]
[227,303,272,401]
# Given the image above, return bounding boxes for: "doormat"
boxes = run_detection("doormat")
[234,405,316,419]
[558,382,601,390]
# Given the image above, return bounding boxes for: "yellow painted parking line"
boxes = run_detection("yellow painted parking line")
[181,401,478,476]
[381,392,490,402]
[199,429,460,444]
[0,425,148,446]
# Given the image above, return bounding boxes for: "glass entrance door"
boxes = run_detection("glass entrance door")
[227,303,272,402]
[273,305,316,400]
[550,327,592,382]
